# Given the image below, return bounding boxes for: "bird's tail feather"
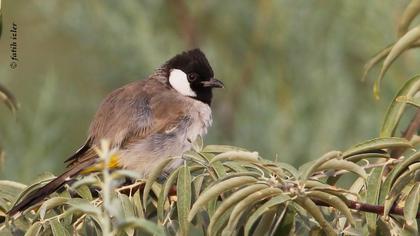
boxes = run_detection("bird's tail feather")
[7,160,93,216]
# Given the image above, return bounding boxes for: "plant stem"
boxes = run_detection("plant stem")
[313,199,420,219]
[101,142,113,236]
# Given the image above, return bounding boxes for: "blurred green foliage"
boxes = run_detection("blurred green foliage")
[0,0,419,183]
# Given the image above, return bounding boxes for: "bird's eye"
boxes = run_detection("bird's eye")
[188,73,198,82]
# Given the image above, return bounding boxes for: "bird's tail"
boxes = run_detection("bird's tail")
[7,160,93,216]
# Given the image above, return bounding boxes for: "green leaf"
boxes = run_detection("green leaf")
[345,152,390,163]
[0,180,26,202]
[272,208,295,236]
[209,151,259,163]
[404,183,420,231]
[223,188,283,235]
[361,44,393,82]
[81,216,102,236]
[75,185,93,200]
[177,165,192,236]
[132,190,144,218]
[143,157,176,208]
[317,159,367,179]
[307,191,355,226]
[251,209,276,236]
[295,196,336,236]
[384,170,415,216]
[375,26,420,99]
[397,0,420,37]
[342,137,411,158]
[50,218,70,236]
[379,151,420,204]
[271,162,299,179]
[111,169,142,180]
[70,175,99,190]
[39,197,69,219]
[119,193,135,218]
[67,198,101,216]
[209,208,233,236]
[301,151,342,180]
[157,168,179,222]
[208,184,268,236]
[244,194,290,236]
[380,76,420,137]
[200,152,227,178]
[24,222,43,236]
[202,145,248,153]
[366,166,385,234]
[118,218,165,236]
[188,176,258,221]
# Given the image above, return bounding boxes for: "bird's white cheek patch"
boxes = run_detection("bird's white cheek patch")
[169,69,197,97]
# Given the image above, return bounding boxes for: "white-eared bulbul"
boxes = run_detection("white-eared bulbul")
[8,48,223,216]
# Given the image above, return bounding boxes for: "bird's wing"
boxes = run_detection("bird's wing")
[65,78,190,168]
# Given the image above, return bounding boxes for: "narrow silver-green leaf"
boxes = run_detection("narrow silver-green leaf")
[75,185,93,200]
[39,197,69,220]
[379,151,420,204]
[223,188,283,235]
[50,218,69,236]
[0,180,26,202]
[361,44,392,82]
[208,184,268,236]
[67,198,101,216]
[342,137,411,157]
[118,218,165,236]
[366,166,385,234]
[24,222,43,236]
[381,76,420,137]
[132,190,144,218]
[177,165,192,236]
[202,145,248,153]
[157,168,179,222]
[295,196,336,236]
[119,193,135,218]
[307,191,355,226]
[317,159,367,179]
[375,26,420,99]
[188,176,258,221]
[251,209,276,236]
[244,194,290,236]
[143,157,176,208]
[404,183,420,229]
[384,171,414,215]
[301,151,342,180]
[397,0,420,37]
[210,151,259,163]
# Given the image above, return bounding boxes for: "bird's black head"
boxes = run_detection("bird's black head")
[165,48,224,105]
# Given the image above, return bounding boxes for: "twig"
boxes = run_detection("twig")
[313,199,420,218]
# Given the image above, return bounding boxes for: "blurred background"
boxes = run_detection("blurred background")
[0,1,419,183]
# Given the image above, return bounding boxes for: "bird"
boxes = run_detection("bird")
[8,48,223,216]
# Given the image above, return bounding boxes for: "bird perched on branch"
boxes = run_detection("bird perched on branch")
[8,48,224,216]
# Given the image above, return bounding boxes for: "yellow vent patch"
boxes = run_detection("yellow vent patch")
[80,154,120,174]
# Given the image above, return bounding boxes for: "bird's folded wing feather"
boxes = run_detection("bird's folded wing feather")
[64,79,190,169]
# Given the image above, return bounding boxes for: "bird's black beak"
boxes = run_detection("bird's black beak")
[201,78,224,88]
